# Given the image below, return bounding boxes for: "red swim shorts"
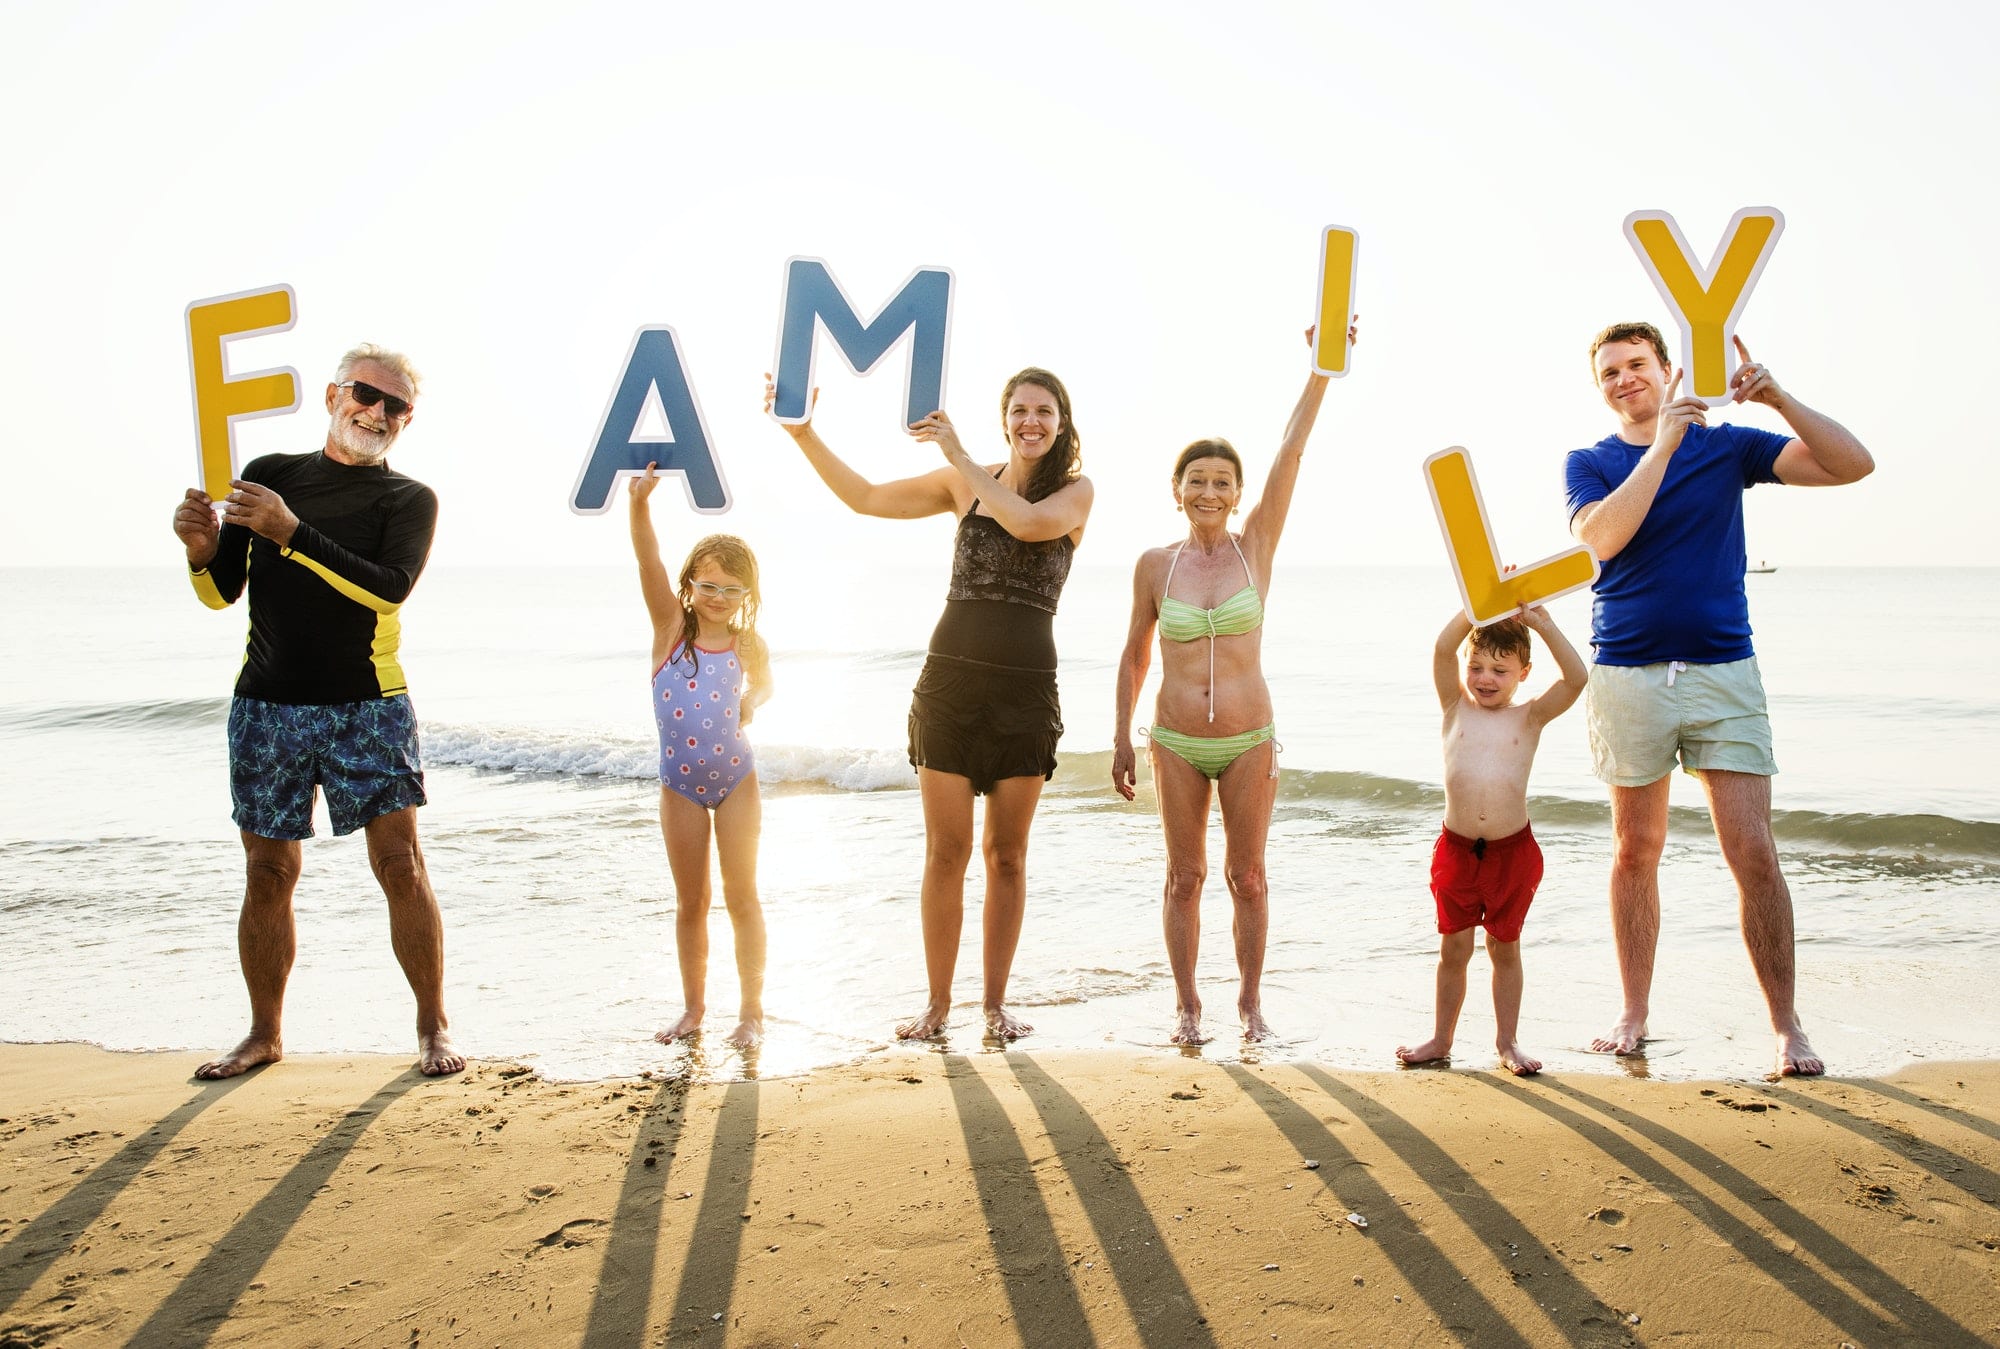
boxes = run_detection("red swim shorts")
[1430,823,1542,943]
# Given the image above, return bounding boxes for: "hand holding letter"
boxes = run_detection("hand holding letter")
[174,489,220,568]
[220,480,300,547]
[1728,335,1786,408]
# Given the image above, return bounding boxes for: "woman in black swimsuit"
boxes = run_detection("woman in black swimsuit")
[768,370,1093,1040]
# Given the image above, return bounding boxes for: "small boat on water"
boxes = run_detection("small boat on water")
[1748,560,1777,574]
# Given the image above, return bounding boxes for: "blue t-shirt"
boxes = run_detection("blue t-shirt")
[1564,421,1789,666]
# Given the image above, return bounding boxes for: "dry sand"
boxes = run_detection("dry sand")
[2,1043,1996,1346]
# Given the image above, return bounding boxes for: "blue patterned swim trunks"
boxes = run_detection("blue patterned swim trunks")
[227,695,427,840]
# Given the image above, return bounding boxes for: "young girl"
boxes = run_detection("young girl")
[630,463,772,1049]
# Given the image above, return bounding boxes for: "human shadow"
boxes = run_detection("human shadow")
[1477,1076,1982,1345]
[664,1078,761,1342]
[1296,1067,1625,1345]
[1219,1064,1533,1348]
[580,1073,692,1347]
[943,1053,1096,1346]
[0,1074,252,1316]
[123,1069,419,1348]
[1006,1057,1216,1348]
[1772,1083,2000,1210]
[1838,1078,2000,1150]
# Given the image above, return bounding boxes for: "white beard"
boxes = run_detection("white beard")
[330,413,395,465]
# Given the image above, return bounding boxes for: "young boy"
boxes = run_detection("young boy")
[1397,606,1589,1076]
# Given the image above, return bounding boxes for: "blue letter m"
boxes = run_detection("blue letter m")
[769,257,954,426]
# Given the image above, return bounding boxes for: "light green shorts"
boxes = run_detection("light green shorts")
[1586,657,1777,787]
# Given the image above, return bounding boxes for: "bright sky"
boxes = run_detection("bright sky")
[5,2,1991,572]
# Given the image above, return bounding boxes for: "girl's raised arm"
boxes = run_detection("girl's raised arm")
[629,465,682,660]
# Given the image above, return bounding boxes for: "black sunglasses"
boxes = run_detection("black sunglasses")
[336,380,413,419]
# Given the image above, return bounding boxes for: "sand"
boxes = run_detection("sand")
[2,1044,1996,1347]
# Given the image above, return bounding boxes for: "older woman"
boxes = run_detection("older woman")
[1113,330,1345,1044]
[770,369,1092,1041]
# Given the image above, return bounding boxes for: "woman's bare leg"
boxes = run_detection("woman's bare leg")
[979,774,1046,1040]
[900,768,976,1039]
[1153,744,1215,1044]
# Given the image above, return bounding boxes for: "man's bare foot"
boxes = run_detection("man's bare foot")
[1170,1007,1209,1046]
[985,1004,1033,1041]
[1498,1039,1541,1076]
[1590,1014,1648,1055]
[419,1031,465,1076]
[726,1017,763,1049]
[1395,1036,1451,1066]
[896,1000,950,1040]
[655,1009,704,1045]
[1775,1029,1823,1078]
[1240,1005,1274,1043]
[196,1033,282,1080]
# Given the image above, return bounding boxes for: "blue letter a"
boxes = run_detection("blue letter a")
[570,326,729,515]
[770,257,954,426]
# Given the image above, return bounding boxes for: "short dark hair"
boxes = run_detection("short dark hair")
[1468,617,1532,666]
[1172,438,1243,484]
[1589,322,1671,375]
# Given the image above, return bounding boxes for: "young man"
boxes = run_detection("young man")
[1398,608,1587,1076]
[1566,322,1873,1077]
[172,344,462,1079]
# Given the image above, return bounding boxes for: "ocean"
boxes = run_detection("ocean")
[3,564,1996,1084]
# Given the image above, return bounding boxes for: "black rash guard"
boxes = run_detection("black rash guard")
[190,450,438,704]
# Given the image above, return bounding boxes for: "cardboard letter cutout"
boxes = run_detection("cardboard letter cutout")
[570,326,730,515]
[770,257,953,427]
[1623,207,1784,407]
[186,285,300,501]
[1313,226,1358,376]
[1424,447,1598,626]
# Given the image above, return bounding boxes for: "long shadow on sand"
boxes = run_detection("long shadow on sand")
[944,1054,1096,1346]
[1477,1075,1982,1345]
[1007,1056,1217,1349]
[0,1074,252,1317]
[1836,1078,2000,1153]
[123,1070,419,1349]
[1297,1067,1625,1345]
[1771,1083,2000,1209]
[1219,1064,1532,1347]
[664,1078,761,1341]
[580,1073,692,1347]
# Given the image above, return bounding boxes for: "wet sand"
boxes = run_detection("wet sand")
[2,1043,1996,1346]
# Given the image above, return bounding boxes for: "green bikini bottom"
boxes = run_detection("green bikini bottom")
[1146,723,1277,780]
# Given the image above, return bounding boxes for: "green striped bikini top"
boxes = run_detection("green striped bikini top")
[1157,536,1263,643]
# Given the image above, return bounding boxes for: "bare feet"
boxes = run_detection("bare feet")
[1240,1004,1274,1043]
[984,1004,1033,1041]
[1395,1036,1451,1067]
[1170,1007,1209,1046]
[1590,1013,1648,1055]
[1497,1039,1541,1077]
[726,1017,763,1050]
[196,1033,282,1080]
[655,1009,704,1045]
[896,1000,950,1041]
[1775,1029,1823,1078]
[419,1030,465,1076]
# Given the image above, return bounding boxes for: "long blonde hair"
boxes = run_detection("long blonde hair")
[673,534,769,697]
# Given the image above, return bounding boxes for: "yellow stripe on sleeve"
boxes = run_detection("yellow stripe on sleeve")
[281,547,401,615]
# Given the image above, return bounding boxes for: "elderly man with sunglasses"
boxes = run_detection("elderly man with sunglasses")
[172,343,463,1079]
